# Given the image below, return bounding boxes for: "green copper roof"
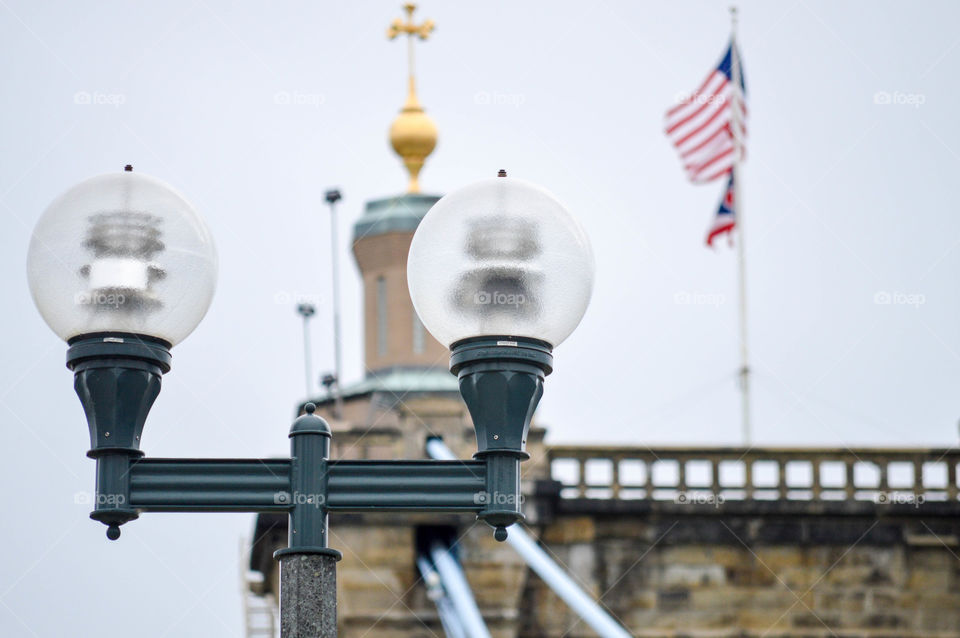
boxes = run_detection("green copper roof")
[353,193,442,240]
[306,366,459,408]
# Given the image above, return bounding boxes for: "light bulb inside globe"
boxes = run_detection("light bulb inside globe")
[27,170,218,346]
[407,175,594,349]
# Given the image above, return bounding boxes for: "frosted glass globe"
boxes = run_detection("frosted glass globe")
[27,171,217,346]
[407,176,594,348]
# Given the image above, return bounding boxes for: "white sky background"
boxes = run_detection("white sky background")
[2,1,960,635]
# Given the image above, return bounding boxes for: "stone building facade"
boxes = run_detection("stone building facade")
[523,500,960,636]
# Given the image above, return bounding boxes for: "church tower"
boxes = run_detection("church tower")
[352,2,447,374]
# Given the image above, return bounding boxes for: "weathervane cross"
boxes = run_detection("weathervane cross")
[388,3,435,90]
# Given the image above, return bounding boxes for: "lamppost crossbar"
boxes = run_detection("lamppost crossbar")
[122,457,487,513]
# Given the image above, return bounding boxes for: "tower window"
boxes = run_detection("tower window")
[376,276,388,358]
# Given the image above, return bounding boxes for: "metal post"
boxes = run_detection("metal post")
[730,6,751,445]
[324,189,345,419]
[296,303,316,398]
[278,553,338,638]
[275,403,341,637]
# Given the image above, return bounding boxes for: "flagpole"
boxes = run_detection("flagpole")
[729,6,751,445]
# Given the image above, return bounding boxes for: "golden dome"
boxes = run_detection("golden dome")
[390,81,437,193]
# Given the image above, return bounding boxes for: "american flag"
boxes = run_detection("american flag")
[665,42,747,184]
[707,173,736,247]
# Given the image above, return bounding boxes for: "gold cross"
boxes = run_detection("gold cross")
[387,3,435,41]
[387,3,435,88]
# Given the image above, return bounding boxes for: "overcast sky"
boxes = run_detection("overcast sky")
[3,1,960,636]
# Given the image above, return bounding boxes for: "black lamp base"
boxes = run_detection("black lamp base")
[450,336,553,539]
[66,332,171,539]
[67,332,171,455]
[450,336,552,456]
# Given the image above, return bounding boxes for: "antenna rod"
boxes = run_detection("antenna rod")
[296,303,316,398]
[325,189,345,419]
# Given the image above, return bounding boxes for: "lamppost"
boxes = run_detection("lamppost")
[26,168,594,637]
[296,302,317,397]
[323,188,344,419]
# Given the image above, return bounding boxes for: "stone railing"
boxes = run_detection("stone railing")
[546,446,960,502]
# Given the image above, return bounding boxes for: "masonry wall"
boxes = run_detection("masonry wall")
[520,507,960,638]
[333,516,530,638]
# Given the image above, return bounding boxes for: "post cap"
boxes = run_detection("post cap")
[290,403,332,437]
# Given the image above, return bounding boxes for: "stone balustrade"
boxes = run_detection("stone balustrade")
[547,445,960,503]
